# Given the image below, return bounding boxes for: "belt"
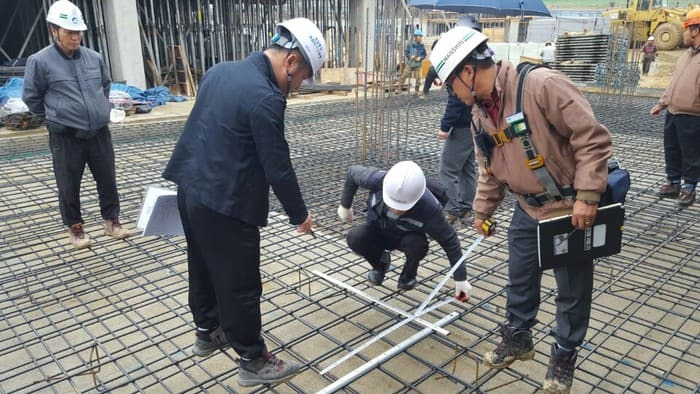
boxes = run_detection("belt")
[520,185,575,207]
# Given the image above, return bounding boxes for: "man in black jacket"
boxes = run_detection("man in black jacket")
[337,161,472,300]
[162,18,326,387]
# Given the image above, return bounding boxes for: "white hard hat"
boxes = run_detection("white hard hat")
[382,161,426,211]
[274,18,327,82]
[648,36,655,40]
[46,0,87,31]
[429,26,489,82]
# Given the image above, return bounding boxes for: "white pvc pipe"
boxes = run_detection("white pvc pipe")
[312,270,451,336]
[320,297,454,375]
[316,312,460,394]
[415,235,484,315]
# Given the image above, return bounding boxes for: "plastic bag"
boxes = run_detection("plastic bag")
[109,90,133,110]
[0,98,29,118]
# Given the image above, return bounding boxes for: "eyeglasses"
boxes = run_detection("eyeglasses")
[445,68,469,96]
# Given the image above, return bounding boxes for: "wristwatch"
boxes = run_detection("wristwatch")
[580,199,599,206]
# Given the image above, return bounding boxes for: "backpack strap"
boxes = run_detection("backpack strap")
[513,63,565,201]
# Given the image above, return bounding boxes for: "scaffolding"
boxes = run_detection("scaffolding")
[0,92,698,393]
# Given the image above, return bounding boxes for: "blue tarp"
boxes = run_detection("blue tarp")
[0,78,187,107]
[110,83,187,106]
[0,78,24,106]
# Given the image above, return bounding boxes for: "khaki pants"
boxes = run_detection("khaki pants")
[399,66,422,92]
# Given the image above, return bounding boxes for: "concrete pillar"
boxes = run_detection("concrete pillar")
[102,0,146,89]
[351,0,376,71]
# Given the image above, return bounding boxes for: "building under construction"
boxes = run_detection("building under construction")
[0,0,698,393]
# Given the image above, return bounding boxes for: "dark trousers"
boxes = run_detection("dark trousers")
[439,126,476,215]
[506,203,593,350]
[48,128,120,226]
[664,112,700,185]
[423,66,439,94]
[177,187,265,360]
[346,223,428,280]
[642,58,652,74]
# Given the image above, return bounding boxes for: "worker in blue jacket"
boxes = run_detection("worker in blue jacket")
[162,18,326,387]
[337,161,472,300]
[399,29,427,94]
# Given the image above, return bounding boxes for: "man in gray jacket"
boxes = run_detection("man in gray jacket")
[23,0,128,249]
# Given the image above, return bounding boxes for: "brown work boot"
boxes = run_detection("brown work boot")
[68,223,92,249]
[676,185,696,208]
[657,182,681,198]
[104,219,130,239]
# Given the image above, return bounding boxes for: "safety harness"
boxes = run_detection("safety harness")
[474,63,574,207]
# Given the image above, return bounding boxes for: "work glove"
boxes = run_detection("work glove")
[337,205,354,223]
[454,280,472,302]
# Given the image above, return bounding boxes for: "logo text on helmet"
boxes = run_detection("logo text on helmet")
[435,31,477,73]
[308,35,324,59]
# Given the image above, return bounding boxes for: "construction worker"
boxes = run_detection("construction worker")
[640,36,657,76]
[540,41,556,65]
[650,8,700,208]
[421,38,442,98]
[431,27,612,394]
[439,15,482,224]
[162,18,326,386]
[399,29,427,94]
[337,161,472,301]
[22,0,129,249]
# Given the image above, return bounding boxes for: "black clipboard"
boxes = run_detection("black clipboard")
[537,203,625,270]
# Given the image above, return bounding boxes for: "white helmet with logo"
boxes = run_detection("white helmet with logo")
[382,161,426,211]
[429,26,489,82]
[273,18,327,82]
[46,0,87,31]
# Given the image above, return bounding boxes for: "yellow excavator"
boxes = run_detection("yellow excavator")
[603,0,693,50]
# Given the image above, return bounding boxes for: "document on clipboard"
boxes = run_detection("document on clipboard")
[137,186,184,236]
[537,203,624,270]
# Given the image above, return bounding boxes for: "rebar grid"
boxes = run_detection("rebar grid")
[0,92,698,393]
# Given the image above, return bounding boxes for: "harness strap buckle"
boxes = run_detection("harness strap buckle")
[526,154,545,170]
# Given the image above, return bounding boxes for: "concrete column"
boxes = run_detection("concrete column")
[351,0,376,71]
[102,0,146,89]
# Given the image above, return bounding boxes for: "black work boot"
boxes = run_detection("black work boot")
[543,343,577,394]
[483,324,535,369]
[397,275,417,290]
[367,251,391,285]
[192,326,229,357]
[657,182,681,198]
[238,350,301,387]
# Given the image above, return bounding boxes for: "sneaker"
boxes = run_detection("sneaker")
[543,343,577,394]
[483,324,535,369]
[657,182,681,198]
[367,251,391,286]
[676,185,696,208]
[192,326,229,357]
[69,223,92,249]
[397,276,417,290]
[238,350,301,387]
[104,219,130,239]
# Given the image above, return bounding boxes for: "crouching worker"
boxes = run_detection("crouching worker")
[431,27,612,393]
[337,161,472,301]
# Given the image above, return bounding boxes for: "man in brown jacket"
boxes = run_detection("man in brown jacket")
[650,8,700,208]
[431,27,612,394]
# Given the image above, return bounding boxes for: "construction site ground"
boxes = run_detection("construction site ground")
[0,88,698,393]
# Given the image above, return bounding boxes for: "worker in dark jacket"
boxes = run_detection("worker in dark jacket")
[439,93,476,224]
[162,18,326,387]
[22,0,128,249]
[337,161,472,300]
